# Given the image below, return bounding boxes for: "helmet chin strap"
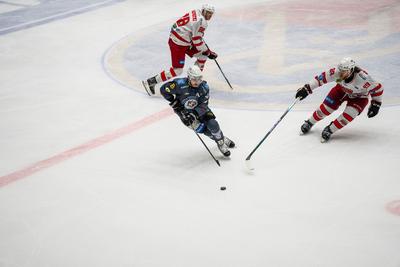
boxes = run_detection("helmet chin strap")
[189,79,201,88]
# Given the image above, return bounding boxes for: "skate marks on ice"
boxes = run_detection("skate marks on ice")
[103,0,400,111]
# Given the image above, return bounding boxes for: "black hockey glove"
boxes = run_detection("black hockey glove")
[169,98,183,114]
[179,111,205,132]
[203,50,218,60]
[180,112,197,126]
[367,100,381,118]
[295,84,312,100]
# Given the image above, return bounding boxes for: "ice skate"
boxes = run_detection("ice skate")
[142,76,157,95]
[300,120,313,135]
[217,139,230,157]
[224,136,235,148]
[321,124,333,143]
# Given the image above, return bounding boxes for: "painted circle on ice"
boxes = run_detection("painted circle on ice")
[386,200,400,216]
[103,0,400,110]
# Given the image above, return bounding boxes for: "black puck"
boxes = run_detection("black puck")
[220,186,226,190]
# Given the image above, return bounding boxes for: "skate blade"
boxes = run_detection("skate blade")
[320,137,328,143]
[142,80,151,96]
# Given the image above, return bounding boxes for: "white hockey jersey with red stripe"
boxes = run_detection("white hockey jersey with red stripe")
[308,66,383,103]
[170,9,208,52]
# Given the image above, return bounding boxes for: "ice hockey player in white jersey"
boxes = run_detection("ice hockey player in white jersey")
[295,57,383,142]
[142,4,218,95]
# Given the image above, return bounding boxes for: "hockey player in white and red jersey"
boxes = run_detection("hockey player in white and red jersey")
[142,4,218,95]
[295,57,383,142]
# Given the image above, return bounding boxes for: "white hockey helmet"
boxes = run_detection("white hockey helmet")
[187,65,203,81]
[338,57,356,72]
[202,4,215,14]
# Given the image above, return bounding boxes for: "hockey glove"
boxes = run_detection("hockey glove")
[180,112,197,126]
[367,100,381,118]
[295,84,312,100]
[169,98,183,114]
[203,50,218,60]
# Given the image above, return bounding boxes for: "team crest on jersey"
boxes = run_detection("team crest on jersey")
[184,98,198,109]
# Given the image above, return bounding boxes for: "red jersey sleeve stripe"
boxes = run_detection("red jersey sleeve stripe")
[192,36,202,40]
[194,41,204,47]
[370,84,382,92]
[371,91,383,97]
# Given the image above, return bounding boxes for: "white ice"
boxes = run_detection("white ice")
[1,0,400,266]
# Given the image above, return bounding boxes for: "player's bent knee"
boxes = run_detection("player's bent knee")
[173,68,183,76]
[206,119,220,132]
[345,105,361,117]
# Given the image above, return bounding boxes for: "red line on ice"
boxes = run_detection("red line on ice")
[0,108,173,188]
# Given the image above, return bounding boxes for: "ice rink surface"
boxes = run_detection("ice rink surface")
[1,0,400,266]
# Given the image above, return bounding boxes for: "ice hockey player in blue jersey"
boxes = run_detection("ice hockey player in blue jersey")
[160,65,235,157]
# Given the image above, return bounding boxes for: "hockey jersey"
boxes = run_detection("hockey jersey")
[160,77,210,119]
[308,67,383,103]
[170,9,209,52]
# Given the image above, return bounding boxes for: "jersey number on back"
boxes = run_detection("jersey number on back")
[176,13,190,26]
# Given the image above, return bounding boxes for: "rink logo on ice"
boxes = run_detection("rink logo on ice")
[103,0,400,110]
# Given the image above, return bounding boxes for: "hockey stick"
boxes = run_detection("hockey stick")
[193,131,221,167]
[214,59,233,90]
[245,98,300,170]
[205,44,234,90]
